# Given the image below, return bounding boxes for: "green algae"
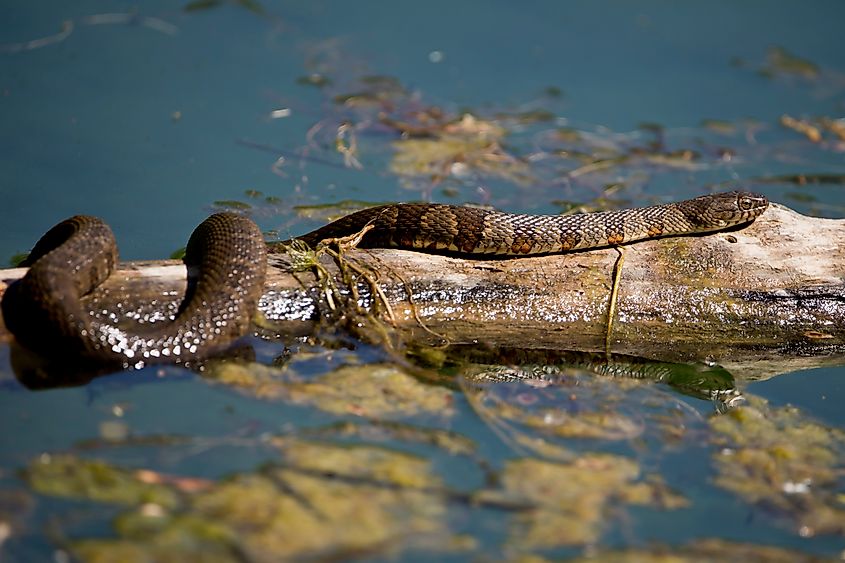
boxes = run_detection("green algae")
[30,441,464,561]
[494,398,643,441]
[761,46,820,80]
[389,114,534,185]
[207,361,454,417]
[272,438,441,489]
[462,366,704,449]
[300,420,478,456]
[478,454,687,549]
[72,539,235,563]
[20,382,844,559]
[710,396,845,536]
[568,538,828,562]
[701,118,737,135]
[195,469,454,560]
[7,252,28,267]
[25,454,181,509]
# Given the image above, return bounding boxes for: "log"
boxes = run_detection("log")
[1,203,844,381]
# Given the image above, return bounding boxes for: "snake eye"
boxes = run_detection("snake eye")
[738,197,754,211]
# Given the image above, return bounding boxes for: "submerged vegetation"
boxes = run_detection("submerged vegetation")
[710,397,845,537]
[18,370,845,559]
[2,10,845,561]
[206,361,454,417]
[27,446,459,561]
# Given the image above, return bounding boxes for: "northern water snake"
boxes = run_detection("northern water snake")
[287,191,768,255]
[2,213,267,367]
[1,191,767,366]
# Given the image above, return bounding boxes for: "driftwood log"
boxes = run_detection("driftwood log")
[1,203,843,381]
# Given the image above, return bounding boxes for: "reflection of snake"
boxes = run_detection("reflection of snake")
[457,347,738,403]
[2,191,767,366]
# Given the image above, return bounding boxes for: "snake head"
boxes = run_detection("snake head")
[687,191,769,229]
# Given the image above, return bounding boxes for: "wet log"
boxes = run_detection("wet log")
[1,203,844,380]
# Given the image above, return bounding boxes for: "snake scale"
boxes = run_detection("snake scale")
[1,191,767,366]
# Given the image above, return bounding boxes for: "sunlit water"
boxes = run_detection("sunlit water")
[1,1,845,560]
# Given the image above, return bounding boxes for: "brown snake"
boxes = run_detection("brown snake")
[1,191,767,366]
[287,191,768,255]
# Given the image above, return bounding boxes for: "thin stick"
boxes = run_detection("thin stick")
[605,247,625,358]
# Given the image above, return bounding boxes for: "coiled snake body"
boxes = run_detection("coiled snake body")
[2,191,767,366]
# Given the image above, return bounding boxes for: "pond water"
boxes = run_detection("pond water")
[1,1,845,560]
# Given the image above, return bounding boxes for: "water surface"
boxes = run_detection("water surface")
[1,1,845,560]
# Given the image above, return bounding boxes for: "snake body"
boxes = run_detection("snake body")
[2,213,266,366]
[2,191,767,365]
[293,191,768,255]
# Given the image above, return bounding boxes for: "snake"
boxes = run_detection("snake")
[1,191,767,366]
[2,213,267,368]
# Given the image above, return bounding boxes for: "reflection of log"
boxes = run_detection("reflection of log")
[1,204,844,380]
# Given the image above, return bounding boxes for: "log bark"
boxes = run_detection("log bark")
[1,203,844,380]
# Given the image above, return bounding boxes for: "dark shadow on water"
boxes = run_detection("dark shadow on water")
[7,340,259,391]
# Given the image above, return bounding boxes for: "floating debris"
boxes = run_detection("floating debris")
[390,114,533,185]
[761,46,820,80]
[780,115,822,142]
[701,119,737,135]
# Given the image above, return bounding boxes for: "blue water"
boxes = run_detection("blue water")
[2,1,845,559]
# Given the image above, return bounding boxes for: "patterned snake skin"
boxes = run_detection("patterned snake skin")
[292,191,768,255]
[2,191,766,366]
[2,213,266,366]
